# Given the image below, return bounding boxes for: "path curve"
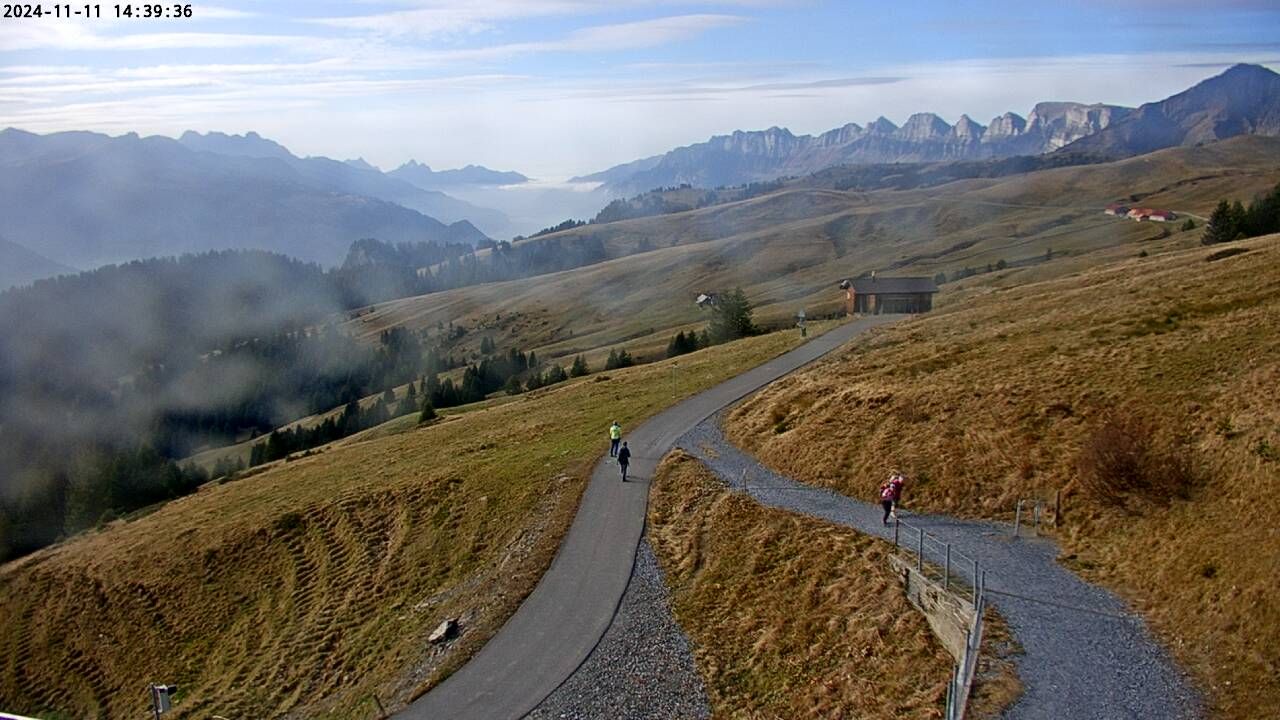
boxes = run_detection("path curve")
[397,315,903,720]
[678,417,1203,720]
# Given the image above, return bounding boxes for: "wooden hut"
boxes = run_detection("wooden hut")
[844,275,938,314]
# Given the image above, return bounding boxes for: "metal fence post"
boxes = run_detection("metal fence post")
[1013,499,1022,537]
[893,515,900,549]
[944,544,951,591]
[1033,501,1041,536]
[917,527,924,572]
[972,559,979,606]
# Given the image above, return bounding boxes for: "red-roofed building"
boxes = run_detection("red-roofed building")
[1126,208,1177,222]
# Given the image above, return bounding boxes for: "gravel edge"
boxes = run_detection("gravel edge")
[525,539,710,720]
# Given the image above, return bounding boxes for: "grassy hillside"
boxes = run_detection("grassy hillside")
[353,137,1280,370]
[649,451,1020,719]
[724,235,1280,719]
[0,325,826,720]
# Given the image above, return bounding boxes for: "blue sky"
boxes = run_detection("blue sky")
[2,0,1279,177]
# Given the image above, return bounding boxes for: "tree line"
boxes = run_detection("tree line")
[1201,183,1280,245]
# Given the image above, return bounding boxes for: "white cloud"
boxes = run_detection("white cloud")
[561,14,745,51]
[311,1,575,38]
[1,21,310,51]
[195,5,262,20]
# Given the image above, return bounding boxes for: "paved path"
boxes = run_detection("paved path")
[397,314,903,720]
[678,417,1203,720]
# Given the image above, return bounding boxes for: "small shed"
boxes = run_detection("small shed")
[844,275,938,314]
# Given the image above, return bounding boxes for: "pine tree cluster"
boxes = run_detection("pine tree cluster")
[1202,183,1280,245]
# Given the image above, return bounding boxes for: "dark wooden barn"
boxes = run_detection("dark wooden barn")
[843,275,939,314]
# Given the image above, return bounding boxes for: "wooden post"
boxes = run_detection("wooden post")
[972,559,979,606]
[1013,500,1022,538]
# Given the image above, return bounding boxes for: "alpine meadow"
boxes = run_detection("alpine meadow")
[1,6,1279,720]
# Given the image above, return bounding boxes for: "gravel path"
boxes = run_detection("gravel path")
[678,415,1204,720]
[526,540,710,720]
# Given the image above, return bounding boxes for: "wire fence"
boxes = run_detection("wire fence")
[945,569,986,720]
[731,468,1103,718]
[888,512,985,720]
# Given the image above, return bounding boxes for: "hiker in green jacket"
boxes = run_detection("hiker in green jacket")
[609,420,622,457]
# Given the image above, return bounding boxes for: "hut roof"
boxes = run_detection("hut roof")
[849,276,938,294]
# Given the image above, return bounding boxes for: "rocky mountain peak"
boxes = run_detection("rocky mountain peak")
[951,114,986,140]
[1026,102,1131,149]
[866,116,899,135]
[716,126,802,156]
[897,113,952,141]
[344,157,379,172]
[816,122,865,147]
[984,112,1027,141]
[1060,63,1280,156]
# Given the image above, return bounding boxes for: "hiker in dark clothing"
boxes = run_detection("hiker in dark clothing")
[617,442,631,482]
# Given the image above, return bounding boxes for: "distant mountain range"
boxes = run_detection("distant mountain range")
[1063,63,1280,156]
[578,64,1280,195]
[176,131,510,236]
[0,129,490,275]
[388,160,529,188]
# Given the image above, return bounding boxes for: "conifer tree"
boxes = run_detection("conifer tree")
[419,400,437,423]
[1202,199,1239,245]
[707,287,757,344]
[544,365,568,384]
[504,376,524,395]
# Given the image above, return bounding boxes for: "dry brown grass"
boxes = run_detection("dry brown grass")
[725,235,1280,719]
[648,451,954,719]
[0,325,825,720]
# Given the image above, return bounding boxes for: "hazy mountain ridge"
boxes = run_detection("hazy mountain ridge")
[0,128,490,270]
[177,131,510,236]
[569,153,664,184]
[388,159,529,188]
[584,64,1278,195]
[0,237,75,291]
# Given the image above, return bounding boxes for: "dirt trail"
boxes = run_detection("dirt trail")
[678,415,1203,720]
